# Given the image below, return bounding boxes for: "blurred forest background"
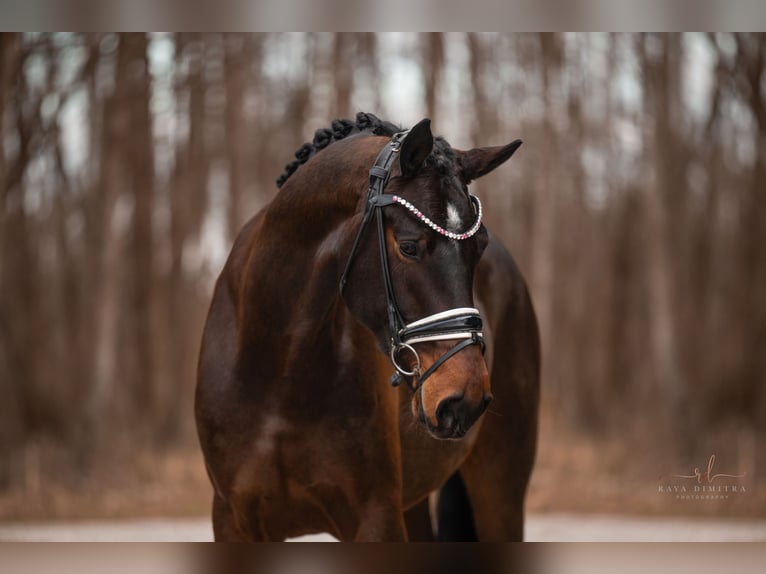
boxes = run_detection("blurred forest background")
[0,33,764,519]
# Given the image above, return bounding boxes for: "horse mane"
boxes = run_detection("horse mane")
[276,112,400,188]
[275,112,456,188]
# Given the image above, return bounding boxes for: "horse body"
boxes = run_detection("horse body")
[195,116,539,541]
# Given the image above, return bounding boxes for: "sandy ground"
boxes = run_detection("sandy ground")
[1,514,765,542]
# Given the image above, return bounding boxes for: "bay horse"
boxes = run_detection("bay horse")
[195,113,539,541]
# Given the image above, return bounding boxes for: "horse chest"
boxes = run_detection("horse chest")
[398,398,481,507]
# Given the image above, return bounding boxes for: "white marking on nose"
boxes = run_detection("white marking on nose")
[446,203,463,233]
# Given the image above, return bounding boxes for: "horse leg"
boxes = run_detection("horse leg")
[212,493,271,542]
[212,494,247,541]
[457,446,528,541]
[351,497,407,541]
[403,497,435,541]
[435,472,478,541]
[456,419,536,541]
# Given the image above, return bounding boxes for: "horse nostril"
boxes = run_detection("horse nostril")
[483,394,494,409]
[435,395,463,430]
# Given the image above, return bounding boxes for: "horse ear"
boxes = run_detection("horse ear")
[459,139,522,183]
[399,118,433,177]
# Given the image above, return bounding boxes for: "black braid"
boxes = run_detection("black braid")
[275,112,456,188]
[295,143,313,162]
[331,119,354,139]
[276,112,401,188]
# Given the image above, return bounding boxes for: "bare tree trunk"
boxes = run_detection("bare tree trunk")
[0,33,26,484]
[163,33,210,441]
[638,34,685,436]
[357,33,380,112]
[1,37,50,440]
[0,33,13,182]
[90,36,132,421]
[529,33,559,393]
[423,33,443,124]
[467,33,490,148]
[688,38,725,427]
[121,34,157,424]
[732,33,766,478]
[332,33,352,118]
[466,33,502,221]
[224,33,247,241]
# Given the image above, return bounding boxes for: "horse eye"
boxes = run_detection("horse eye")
[398,240,419,259]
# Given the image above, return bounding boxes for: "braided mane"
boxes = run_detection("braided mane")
[276,112,456,188]
[276,112,400,188]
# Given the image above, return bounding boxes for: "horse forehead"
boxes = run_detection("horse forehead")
[446,203,463,232]
[441,175,472,219]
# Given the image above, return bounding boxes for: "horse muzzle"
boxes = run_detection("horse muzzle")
[389,307,486,389]
[430,391,493,439]
[407,324,491,440]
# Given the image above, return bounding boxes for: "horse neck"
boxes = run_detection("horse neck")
[265,135,385,233]
[237,137,384,376]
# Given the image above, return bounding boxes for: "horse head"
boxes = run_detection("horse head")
[340,117,522,440]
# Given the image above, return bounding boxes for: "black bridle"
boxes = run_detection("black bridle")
[339,131,485,392]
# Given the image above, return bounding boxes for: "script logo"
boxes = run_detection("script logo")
[658,454,746,501]
[671,454,746,484]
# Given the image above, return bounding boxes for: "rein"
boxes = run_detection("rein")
[339,131,485,392]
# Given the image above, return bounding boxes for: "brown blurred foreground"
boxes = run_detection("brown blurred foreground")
[1,541,765,574]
